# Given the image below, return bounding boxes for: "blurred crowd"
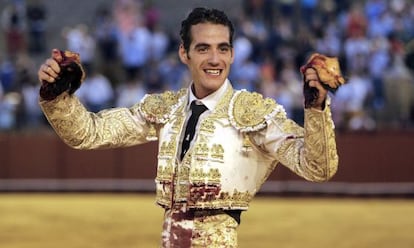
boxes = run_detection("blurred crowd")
[1,0,414,132]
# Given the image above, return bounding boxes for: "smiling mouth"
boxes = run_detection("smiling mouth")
[204,69,222,76]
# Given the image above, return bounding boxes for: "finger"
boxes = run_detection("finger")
[38,69,56,83]
[38,63,57,83]
[45,58,61,75]
[304,68,318,82]
[45,65,59,79]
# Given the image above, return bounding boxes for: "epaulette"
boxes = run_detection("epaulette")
[228,90,286,132]
[139,88,186,124]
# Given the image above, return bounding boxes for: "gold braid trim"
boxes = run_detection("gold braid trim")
[274,98,338,182]
[228,90,284,132]
[229,90,286,151]
[40,93,145,149]
[138,88,186,124]
[138,89,186,140]
[302,102,338,181]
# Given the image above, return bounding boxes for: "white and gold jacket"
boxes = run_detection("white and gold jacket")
[40,83,338,210]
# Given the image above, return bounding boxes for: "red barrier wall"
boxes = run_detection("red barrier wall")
[1,131,413,183]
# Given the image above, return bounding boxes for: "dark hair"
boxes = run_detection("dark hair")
[180,7,234,52]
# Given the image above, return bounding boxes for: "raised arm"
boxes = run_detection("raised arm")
[254,54,344,182]
[38,49,150,150]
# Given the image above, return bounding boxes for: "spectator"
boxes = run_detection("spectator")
[115,74,146,108]
[26,0,47,54]
[94,5,119,61]
[332,68,375,131]
[149,24,169,63]
[94,4,119,85]
[383,54,414,128]
[1,0,414,131]
[0,88,21,131]
[21,78,43,129]
[0,57,16,93]
[257,56,279,100]
[158,53,188,91]
[76,67,114,112]
[367,36,390,109]
[63,24,96,74]
[276,58,304,124]
[1,1,26,58]
[114,0,151,81]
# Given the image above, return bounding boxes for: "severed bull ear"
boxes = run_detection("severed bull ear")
[300,53,346,108]
[51,49,86,95]
[300,53,346,92]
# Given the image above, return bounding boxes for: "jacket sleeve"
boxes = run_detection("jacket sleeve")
[254,100,338,182]
[39,92,151,150]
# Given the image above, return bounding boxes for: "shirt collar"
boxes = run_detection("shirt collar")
[187,79,230,111]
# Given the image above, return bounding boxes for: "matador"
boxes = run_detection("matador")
[38,7,342,248]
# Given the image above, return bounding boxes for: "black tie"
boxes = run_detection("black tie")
[180,101,208,160]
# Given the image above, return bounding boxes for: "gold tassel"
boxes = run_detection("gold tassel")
[146,124,158,141]
[242,133,252,152]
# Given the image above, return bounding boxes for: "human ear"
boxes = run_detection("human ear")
[178,44,189,64]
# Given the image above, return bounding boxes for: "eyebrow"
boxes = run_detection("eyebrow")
[218,42,232,48]
[193,42,232,49]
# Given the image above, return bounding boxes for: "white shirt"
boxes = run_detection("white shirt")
[180,79,230,157]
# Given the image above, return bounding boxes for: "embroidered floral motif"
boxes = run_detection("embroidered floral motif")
[194,143,209,160]
[275,98,338,182]
[229,90,285,132]
[159,134,177,158]
[40,94,147,149]
[199,119,215,134]
[210,144,224,161]
[139,89,186,124]
[190,168,221,185]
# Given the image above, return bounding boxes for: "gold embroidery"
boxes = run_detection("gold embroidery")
[152,86,264,211]
[162,209,238,247]
[171,116,184,132]
[302,105,338,181]
[40,94,146,149]
[177,164,190,179]
[146,124,158,141]
[194,143,209,160]
[157,180,254,210]
[190,168,205,185]
[242,134,252,152]
[199,119,215,133]
[230,189,253,207]
[156,162,174,182]
[209,85,234,119]
[174,183,190,203]
[210,144,224,161]
[187,189,253,209]
[192,213,238,247]
[208,168,221,184]
[159,135,177,158]
[229,90,282,132]
[190,168,222,185]
[275,103,338,182]
[139,89,186,124]
[218,190,253,208]
[159,141,168,157]
[138,89,186,141]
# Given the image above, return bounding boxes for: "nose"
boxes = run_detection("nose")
[208,50,220,65]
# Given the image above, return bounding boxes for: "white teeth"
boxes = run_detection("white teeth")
[205,69,220,75]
